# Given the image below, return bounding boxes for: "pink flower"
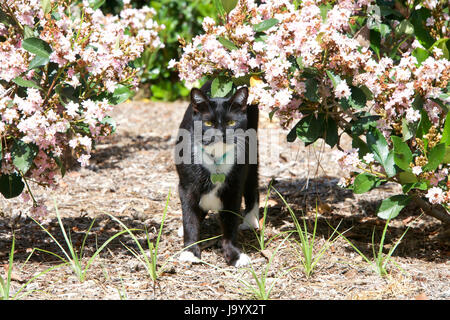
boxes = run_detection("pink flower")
[335,82,351,99]
[425,187,445,205]
[78,154,91,167]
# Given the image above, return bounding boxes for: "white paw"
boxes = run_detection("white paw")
[177,225,184,237]
[178,251,201,263]
[234,253,251,267]
[239,203,260,231]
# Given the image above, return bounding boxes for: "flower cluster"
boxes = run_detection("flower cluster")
[174,0,450,217]
[0,0,163,217]
[174,0,373,127]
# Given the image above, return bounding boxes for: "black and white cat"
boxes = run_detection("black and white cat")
[175,82,259,267]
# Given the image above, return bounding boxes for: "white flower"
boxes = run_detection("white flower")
[425,187,445,204]
[405,108,421,123]
[334,81,351,99]
[412,166,422,175]
[363,153,375,164]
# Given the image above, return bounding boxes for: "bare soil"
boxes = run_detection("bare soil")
[0,100,449,300]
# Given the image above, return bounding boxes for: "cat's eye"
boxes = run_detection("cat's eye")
[204,120,214,127]
[226,120,236,126]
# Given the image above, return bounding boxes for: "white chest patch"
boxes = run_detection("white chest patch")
[199,184,222,212]
[194,142,235,176]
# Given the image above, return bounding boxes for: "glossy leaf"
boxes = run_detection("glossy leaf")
[377,195,410,220]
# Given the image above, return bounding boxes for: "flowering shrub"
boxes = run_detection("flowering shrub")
[173,0,450,222]
[0,0,163,217]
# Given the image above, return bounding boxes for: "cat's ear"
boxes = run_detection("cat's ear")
[191,88,209,113]
[230,87,248,112]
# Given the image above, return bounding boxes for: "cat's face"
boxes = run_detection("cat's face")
[190,87,248,160]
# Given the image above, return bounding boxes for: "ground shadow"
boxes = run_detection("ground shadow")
[1,177,448,265]
[0,214,169,264]
[235,177,449,262]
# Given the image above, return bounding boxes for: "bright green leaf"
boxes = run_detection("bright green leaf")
[353,173,379,194]
[412,47,429,66]
[22,37,52,58]
[367,128,396,177]
[377,195,410,220]
[217,36,238,50]
[211,76,233,98]
[253,18,279,32]
[296,114,324,145]
[11,140,38,174]
[41,0,52,15]
[391,136,412,171]
[88,0,105,10]
[221,0,238,14]
[423,143,446,172]
[12,77,42,90]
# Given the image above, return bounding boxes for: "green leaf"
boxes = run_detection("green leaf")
[324,117,338,148]
[22,37,52,58]
[287,120,300,143]
[11,140,38,174]
[110,85,133,105]
[441,112,450,146]
[395,19,414,35]
[253,18,279,32]
[377,195,410,220]
[352,135,370,158]
[41,0,52,15]
[340,86,367,110]
[217,36,238,50]
[402,181,427,193]
[416,107,431,139]
[0,173,25,199]
[423,143,446,172]
[401,118,417,141]
[28,55,50,70]
[367,129,396,177]
[304,78,319,102]
[398,171,418,184]
[353,173,379,194]
[349,113,380,136]
[430,38,450,60]
[412,47,429,66]
[88,0,105,10]
[213,0,226,18]
[296,114,324,146]
[12,77,42,90]
[391,136,412,171]
[23,25,35,39]
[443,146,450,163]
[325,70,342,88]
[221,0,238,14]
[100,116,116,134]
[211,76,233,98]
[377,23,391,38]
[410,9,434,49]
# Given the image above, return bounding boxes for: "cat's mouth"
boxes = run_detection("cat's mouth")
[201,142,235,162]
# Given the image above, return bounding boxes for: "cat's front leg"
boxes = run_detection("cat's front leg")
[219,205,251,267]
[178,186,206,263]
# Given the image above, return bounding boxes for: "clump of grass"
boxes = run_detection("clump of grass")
[29,200,132,283]
[107,190,220,285]
[273,187,344,278]
[106,192,171,283]
[1,236,62,300]
[237,235,292,300]
[330,216,413,277]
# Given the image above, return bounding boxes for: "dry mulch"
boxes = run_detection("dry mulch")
[0,99,449,300]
